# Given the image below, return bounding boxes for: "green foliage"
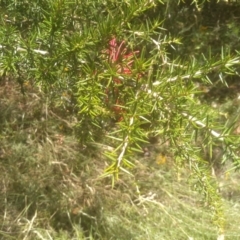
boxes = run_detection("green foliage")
[1,0,240,239]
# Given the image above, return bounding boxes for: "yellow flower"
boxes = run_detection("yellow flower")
[156,154,166,165]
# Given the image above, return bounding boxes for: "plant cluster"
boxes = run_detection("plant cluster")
[1,0,240,239]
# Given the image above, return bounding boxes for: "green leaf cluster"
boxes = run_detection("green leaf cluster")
[1,0,240,234]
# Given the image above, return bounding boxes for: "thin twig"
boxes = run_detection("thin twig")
[117,117,133,168]
[181,112,223,141]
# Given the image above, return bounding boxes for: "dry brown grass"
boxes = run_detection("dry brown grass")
[1,79,240,239]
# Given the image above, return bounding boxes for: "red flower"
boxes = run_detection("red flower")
[105,37,139,121]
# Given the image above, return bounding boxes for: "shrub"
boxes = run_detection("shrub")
[1,0,240,238]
